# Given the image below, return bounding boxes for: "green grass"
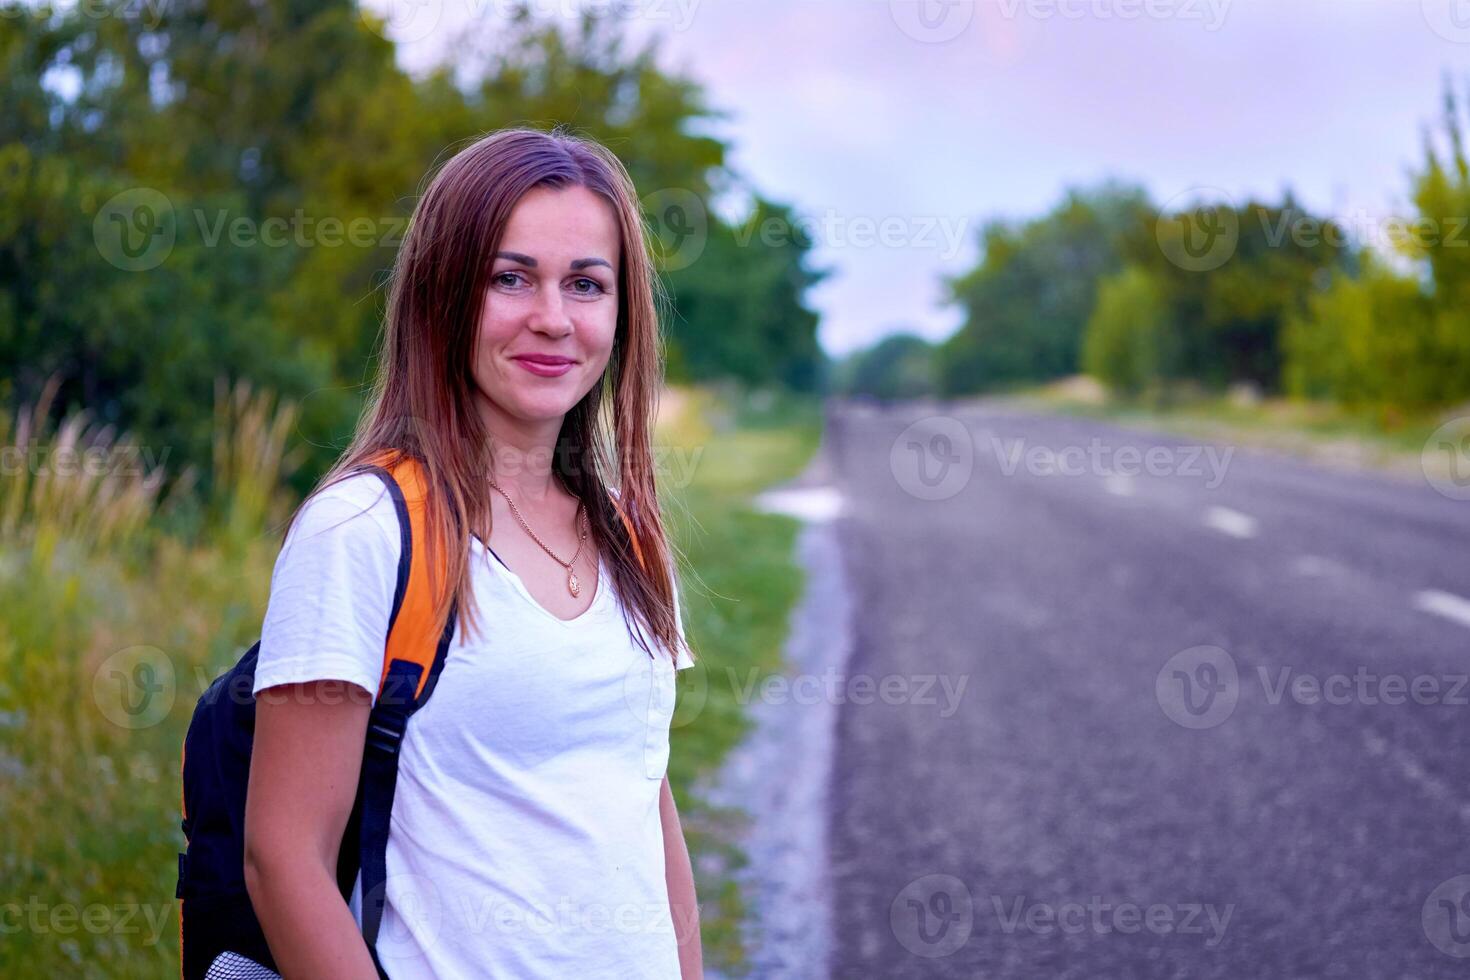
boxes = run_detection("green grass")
[0,382,290,978]
[0,379,824,978]
[1012,378,1457,480]
[655,384,824,976]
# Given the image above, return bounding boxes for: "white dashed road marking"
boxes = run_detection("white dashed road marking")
[1204,506,1258,539]
[753,485,845,523]
[1413,590,1470,630]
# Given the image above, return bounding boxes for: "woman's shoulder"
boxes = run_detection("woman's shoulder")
[256,469,407,703]
[280,469,402,561]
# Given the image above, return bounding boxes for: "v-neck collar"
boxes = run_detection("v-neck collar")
[472,533,607,627]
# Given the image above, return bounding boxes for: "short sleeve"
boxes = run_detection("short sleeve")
[254,472,403,707]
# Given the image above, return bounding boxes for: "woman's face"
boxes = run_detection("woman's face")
[473,184,622,432]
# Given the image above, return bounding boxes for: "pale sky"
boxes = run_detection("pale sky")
[371,0,1470,356]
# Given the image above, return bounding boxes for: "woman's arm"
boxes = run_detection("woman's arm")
[660,774,704,979]
[244,680,381,979]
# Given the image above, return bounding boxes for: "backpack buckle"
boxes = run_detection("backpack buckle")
[365,717,407,756]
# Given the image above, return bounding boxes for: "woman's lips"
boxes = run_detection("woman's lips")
[512,356,574,377]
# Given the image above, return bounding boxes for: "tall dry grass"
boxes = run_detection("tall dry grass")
[0,377,299,977]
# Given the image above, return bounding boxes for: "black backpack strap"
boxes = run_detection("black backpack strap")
[343,456,457,976]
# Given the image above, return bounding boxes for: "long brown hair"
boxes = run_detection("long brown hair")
[300,126,690,666]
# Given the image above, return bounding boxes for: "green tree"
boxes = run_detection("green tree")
[661,197,828,392]
[1282,75,1470,412]
[1082,264,1176,398]
[832,332,938,402]
[1150,193,1350,391]
[936,180,1155,394]
[1,2,828,499]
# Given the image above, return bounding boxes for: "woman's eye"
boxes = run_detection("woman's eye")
[570,277,607,296]
[493,271,524,288]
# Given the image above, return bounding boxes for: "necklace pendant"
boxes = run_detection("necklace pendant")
[568,570,580,597]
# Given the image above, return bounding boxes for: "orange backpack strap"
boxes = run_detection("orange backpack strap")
[347,452,456,975]
[370,453,454,701]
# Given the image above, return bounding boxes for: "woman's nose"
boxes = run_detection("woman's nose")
[528,287,573,335]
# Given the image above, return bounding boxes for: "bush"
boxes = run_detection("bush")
[1281,252,1455,411]
[1082,265,1176,399]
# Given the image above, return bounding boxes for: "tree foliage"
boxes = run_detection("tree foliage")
[0,2,824,493]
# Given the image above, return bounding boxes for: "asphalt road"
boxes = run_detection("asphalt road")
[821,399,1470,978]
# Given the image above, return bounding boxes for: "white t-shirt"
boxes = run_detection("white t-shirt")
[252,472,695,979]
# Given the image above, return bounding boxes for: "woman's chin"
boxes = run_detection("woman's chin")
[505,391,580,424]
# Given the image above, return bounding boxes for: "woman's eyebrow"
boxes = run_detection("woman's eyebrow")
[493,251,612,272]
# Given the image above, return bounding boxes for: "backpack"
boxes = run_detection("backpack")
[175,453,645,979]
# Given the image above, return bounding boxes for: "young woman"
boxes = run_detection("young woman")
[240,128,702,978]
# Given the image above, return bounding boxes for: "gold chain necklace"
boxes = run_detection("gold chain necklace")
[487,479,589,597]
